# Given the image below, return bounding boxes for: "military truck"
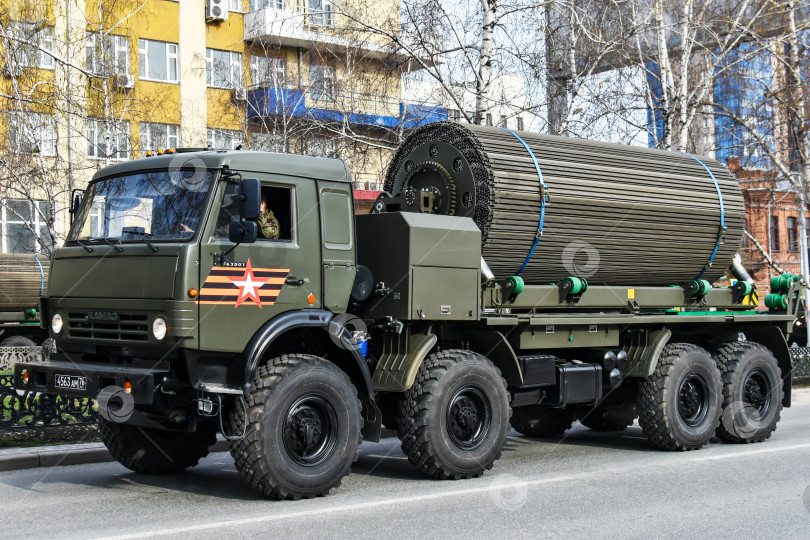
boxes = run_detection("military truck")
[13,124,800,500]
[0,254,50,348]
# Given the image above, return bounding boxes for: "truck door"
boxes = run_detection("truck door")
[198,174,322,353]
[319,181,356,313]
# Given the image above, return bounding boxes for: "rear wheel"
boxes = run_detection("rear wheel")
[98,418,217,474]
[228,354,362,499]
[637,343,722,450]
[397,350,510,479]
[713,342,783,443]
[511,406,577,437]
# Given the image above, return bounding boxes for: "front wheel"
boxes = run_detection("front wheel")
[228,354,362,500]
[397,350,510,479]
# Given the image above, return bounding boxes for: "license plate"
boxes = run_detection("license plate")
[54,374,88,391]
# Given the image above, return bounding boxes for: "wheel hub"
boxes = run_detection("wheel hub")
[447,386,492,450]
[283,394,337,467]
[743,369,771,416]
[678,372,709,427]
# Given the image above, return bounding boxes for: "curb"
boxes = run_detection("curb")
[0,429,399,473]
[0,439,231,473]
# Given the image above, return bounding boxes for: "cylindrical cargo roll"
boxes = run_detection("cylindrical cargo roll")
[0,254,49,310]
[383,122,744,286]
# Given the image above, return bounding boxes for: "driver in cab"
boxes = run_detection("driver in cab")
[257,195,280,239]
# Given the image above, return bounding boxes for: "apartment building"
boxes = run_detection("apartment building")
[0,0,432,252]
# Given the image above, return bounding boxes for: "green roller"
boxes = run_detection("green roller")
[505,275,525,294]
[565,276,588,295]
[696,280,712,295]
[764,293,788,310]
[735,281,754,297]
[770,273,799,293]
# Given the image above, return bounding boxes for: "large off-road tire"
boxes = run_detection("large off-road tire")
[397,350,510,479]
[228,354,362,500]
[511,406,577,437]
[98,417,217,474]
[578,397,638,432]
[638,343,722,451]
[713,341,783,443]
[0,335,36,347]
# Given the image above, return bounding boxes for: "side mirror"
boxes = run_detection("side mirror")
[69,189,85,221]
[229,220,257,244]
[241,178,261,220]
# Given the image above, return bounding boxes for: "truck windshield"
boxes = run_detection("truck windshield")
[67,169,216,243]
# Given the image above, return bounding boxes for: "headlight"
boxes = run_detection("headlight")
[152,317,167,341]
[51,313,63,335]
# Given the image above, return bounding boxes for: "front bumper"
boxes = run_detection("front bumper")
[13,360,166,405]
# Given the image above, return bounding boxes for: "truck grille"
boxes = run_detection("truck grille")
[67,313,149,341]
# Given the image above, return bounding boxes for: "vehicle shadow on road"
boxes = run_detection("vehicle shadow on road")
[503,423,656,454]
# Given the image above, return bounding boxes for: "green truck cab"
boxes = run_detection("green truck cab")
[13,142,801,500]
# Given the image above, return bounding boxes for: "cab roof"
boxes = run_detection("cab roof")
[90,150,353,183]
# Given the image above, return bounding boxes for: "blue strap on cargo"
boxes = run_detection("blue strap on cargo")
[682,153,726,279]
[32,254,45,297]
[500,127,548,275]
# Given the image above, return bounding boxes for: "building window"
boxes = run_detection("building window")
[4,22,54,71]
[250,55,285,87]
[309,64,335,101]
[87,119,130,160]
[310,136,336,158]
[308,0,334,26]
[207,49,243,89]
[252,132,285,152]
[770,215,780,252]
[788,216,799,252]
[1,199,53,254]
[250,0,282,9]
[86,33,130,76]
[448,109,460,122]
[229,0,242,11]
[207,128,243,150]
[138,39,178,82]
[485,113,493,126]
[140,123,180,155]
[8,112,57,156]
[499,115,508,128]
[516,117,524,131]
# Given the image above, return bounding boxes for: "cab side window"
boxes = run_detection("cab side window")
[258,185,293,241]
[214,182,240,238]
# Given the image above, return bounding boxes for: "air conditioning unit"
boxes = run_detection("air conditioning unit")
[113,73,135,90]
[232,86,248,101]
[206,0,228,22]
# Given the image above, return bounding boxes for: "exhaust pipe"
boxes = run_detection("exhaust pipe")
[97,385,135,423]
[481,257,495,283]
[730,253,753,283]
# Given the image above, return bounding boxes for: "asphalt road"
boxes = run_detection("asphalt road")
[4,392,810,539]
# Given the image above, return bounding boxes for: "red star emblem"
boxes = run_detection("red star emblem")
[229,260,267,308]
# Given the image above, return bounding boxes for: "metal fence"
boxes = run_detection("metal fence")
[789,347,810,378]
[0,346,97,429]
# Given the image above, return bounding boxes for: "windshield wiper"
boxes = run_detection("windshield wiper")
[93,237,123,253]
[75,240,93,253]
[121,228,158,252]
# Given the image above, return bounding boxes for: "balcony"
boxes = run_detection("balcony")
[245,7,391,58]
[246,84,448,130]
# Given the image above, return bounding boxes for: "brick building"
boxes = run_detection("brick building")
[731,156,807,299]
